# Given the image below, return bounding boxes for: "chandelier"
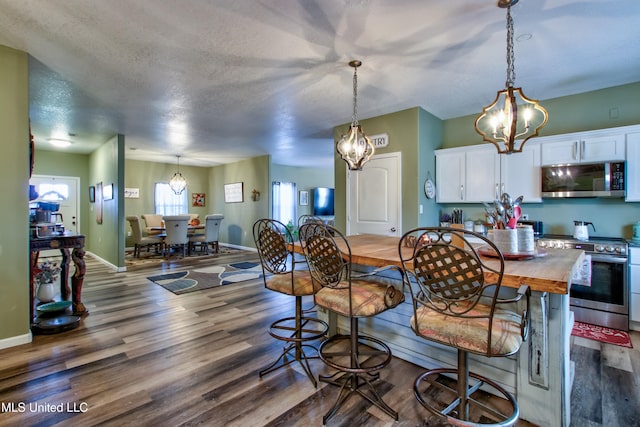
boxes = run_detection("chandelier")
[169,155,187,195]
[336,60,375,170]
[474,0,548,154]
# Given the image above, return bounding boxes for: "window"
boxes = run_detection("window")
[272,181,297,226]
[155,183,188,215]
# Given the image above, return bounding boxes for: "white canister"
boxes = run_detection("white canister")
[516,225,535,253]
[488,228,518,254]
[464,220,474,231]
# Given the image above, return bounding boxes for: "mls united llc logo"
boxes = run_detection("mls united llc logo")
[1,401,88,413]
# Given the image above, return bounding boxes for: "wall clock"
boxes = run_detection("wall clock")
[424,174,436,199]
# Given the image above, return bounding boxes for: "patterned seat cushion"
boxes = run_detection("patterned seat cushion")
[314,280,405,317]
[411,301,523,356]
[265,270,318,296]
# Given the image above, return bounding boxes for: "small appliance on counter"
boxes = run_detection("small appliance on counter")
[573,220,596,241]
[29,201,64,238]
[517,219,543,237]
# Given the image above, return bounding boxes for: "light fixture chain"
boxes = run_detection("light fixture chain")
[505,5,515,87]
[352,66,359,126]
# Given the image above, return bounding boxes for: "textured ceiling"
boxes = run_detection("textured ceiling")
[1,0,640,167]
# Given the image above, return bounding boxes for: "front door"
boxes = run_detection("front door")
[347,152,401,236]
[30,175,80,234]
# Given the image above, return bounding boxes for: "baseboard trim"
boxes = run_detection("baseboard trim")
[86,251,126,272]
[0,332,32,350]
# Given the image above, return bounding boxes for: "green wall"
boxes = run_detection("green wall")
[0,45,30,344]
[210,155,270,247]
[271,164,334,219]
[439,82,640,240]
[443,82,640,148]
[333,107,443,234]
[32,150,91,238]
[88,135,125,267]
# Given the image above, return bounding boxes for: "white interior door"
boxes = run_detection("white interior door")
[30,175,80,234]
[347,152,401,236]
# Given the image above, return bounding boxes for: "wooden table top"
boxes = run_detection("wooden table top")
[295,233,584,295]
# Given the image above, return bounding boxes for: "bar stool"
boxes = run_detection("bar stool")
[299,222,404,424]
[253,218,328,387]
[399,227,530,426]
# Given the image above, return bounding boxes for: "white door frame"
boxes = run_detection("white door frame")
[31,174,81,234]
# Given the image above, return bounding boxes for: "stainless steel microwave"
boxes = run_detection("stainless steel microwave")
[541,161,625,198]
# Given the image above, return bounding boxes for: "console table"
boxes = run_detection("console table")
[30,234,88,324]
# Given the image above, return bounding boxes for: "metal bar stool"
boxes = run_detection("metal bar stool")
[253,218,328,387]
[300,222,404,424]
[399,227,530,426]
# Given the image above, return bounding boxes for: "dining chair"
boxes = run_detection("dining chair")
[141,214,164,236]
[189,214,224,254]
[126,215,163,257]
[162,215,190,258]
[299,222,404,423]
[253,218,328,387]
[398,227,530,426]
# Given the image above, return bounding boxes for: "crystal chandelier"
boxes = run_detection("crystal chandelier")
[474,0,548,154]
[336,60,375,170]
[169,155,187,195]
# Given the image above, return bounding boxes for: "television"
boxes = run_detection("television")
[313,187,335,216]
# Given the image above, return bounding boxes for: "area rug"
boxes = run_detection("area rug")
[147,262,263,295]
[571,321,633,348]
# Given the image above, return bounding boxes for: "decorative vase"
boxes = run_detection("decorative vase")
[36,281,56,303]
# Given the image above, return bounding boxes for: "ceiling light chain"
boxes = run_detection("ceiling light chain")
[336,60,375,171]
[474,0,548,155]
[505,4,515,87]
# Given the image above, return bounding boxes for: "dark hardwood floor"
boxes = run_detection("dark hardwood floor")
[1,249,638,426]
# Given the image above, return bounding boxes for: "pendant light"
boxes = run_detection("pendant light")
[169,155,187,195]
[474,0,548,154]
[336,60,375,170]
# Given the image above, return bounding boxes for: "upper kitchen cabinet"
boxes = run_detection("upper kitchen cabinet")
[435,143,541,203]
[626,132,640,202]
[540,129,626,165]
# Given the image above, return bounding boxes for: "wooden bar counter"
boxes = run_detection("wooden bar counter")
[295,233,584,427]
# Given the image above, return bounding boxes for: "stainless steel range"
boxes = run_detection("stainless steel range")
[537,235,628,330]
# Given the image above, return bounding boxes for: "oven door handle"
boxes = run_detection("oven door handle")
[588,254,628,264]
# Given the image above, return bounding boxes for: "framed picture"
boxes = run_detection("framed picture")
[95,182,103,224]
[299,190,309,206]
[224,182,244,203]
[89,186,96,203]
[103,183,114,201]
[192,193,205,207]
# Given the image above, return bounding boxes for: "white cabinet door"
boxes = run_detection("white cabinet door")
[465,146,499,203]
[436,150,465,203]
[500,143,542,202]
[541,131,625,165]
[582,134,626,162]
[541,139,580,165]
[626,132,640,202]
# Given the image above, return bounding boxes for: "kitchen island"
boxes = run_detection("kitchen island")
[299,233,584,427]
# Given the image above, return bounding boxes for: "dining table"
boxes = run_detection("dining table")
[294,233,585,427]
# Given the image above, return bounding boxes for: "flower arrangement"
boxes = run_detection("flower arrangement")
[33,261,60,284]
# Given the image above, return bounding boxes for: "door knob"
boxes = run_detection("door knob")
[390,227,396,232]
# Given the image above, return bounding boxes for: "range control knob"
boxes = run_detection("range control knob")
[615,246,626,254]
[555,241,565,249]
[595,245,605,252]
[605,246,615,253]
[538,241,547,248]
